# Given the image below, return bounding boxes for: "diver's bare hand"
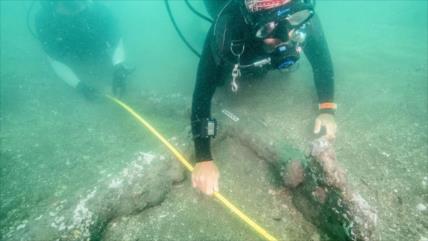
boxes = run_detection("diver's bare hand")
[314,113,337,140]
[192,160,219,196]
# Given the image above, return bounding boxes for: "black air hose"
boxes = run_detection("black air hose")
[164,0,201,58]
[26,0,38,39]
[184,0,213,23]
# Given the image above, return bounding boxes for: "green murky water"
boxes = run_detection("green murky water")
[1,1,427,240]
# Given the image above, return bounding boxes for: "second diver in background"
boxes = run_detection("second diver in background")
[35,0,134,100]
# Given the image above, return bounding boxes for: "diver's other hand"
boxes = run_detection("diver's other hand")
[76,81,98,101]
[192,160,219,196]
[112,63,135,97]
[314,113,337,140]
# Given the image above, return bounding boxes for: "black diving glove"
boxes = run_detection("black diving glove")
[112,63,135,98]
[76,81,98,101]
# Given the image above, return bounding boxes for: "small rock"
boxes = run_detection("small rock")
[422,177,428,189]
[416,203,427,212]
[310,232,321,241]
[16,223,26,231]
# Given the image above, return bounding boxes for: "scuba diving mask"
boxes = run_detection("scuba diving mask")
[241,0,314,70]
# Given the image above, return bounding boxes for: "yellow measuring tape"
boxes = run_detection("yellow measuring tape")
[106,95,279,241]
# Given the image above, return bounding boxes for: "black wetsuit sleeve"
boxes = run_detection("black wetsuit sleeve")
[34,4,120,61]
[303,14,334,104]
[191,30,222,162]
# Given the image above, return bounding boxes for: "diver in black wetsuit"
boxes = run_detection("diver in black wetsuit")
[192,0,337,195]
[35,0,133,99]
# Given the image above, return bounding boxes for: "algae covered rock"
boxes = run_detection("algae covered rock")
[6,151,184,241]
